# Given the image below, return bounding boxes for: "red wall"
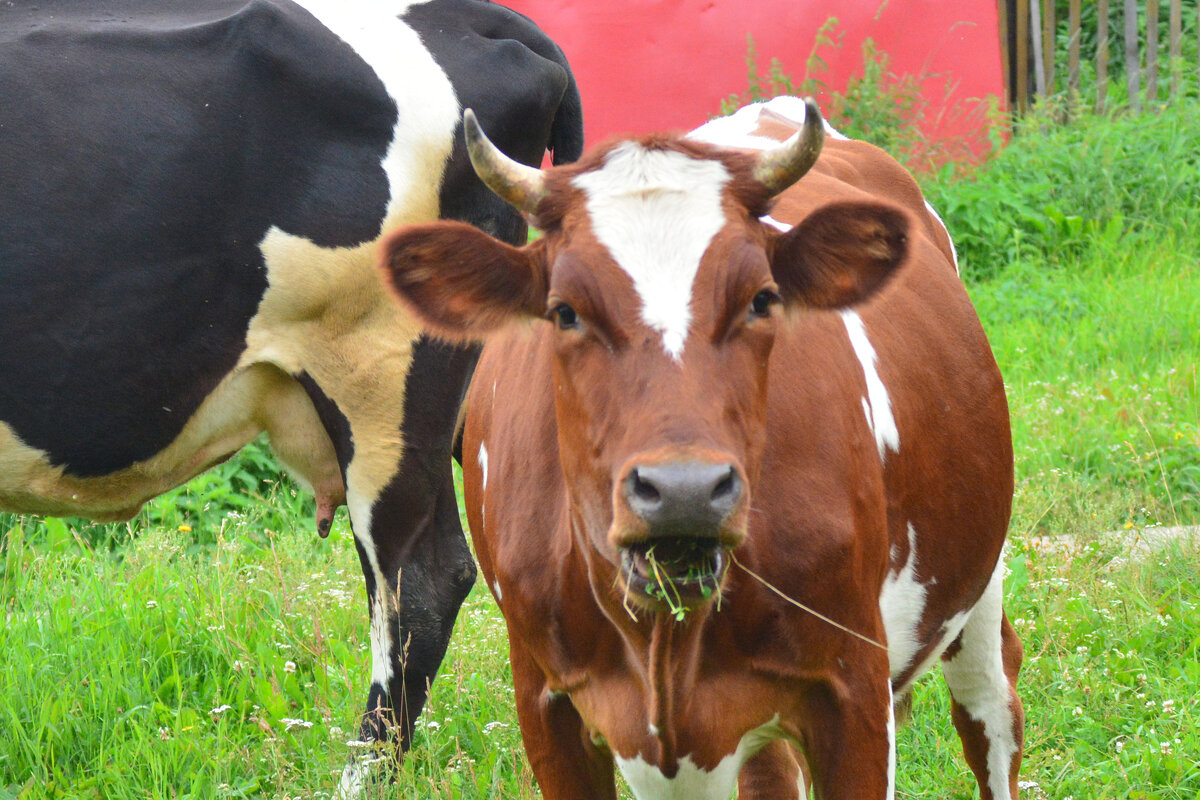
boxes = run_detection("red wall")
[507,0,1004,152]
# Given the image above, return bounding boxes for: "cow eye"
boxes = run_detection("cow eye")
[749,289,779,319]
[551,303,579,330]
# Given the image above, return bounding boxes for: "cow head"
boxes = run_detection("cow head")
[380,102,909,616]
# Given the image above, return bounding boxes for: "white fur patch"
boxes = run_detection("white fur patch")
[760,214,792,232]
[841,310,900,462]
[293,0,460,226]
[346,491,394,687]
[941,557,1018,800]
[688,95,961,282]
[687,95,849,150]
[886,680,897,800]
[923,200,960,275]
[572,143,731,360]
[895,608,971,700]
[879,523,926,678]
[338,759,369,800]
[615,716,784,800]
[479,442,489,490]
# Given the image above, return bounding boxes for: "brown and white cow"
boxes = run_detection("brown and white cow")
[380,96,1023,800]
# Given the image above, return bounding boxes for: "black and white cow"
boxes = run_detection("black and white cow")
[0,0,582,777]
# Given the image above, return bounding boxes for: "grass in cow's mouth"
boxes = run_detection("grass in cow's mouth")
[645,548,705,622]
[621,542,724,622]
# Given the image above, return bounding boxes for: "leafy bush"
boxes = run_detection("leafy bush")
[922,101,1200,280]
[718,23,1200,283]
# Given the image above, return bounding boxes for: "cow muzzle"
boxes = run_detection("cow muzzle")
[612,458,748,609]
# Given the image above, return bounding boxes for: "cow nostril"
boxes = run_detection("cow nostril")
[629,468,662,505]
[712,466,737,503]
[623,461,743,530]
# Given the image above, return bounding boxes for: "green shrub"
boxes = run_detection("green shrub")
[922,101,1200,281]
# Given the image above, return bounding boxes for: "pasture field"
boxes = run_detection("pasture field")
[3,109,1200,797]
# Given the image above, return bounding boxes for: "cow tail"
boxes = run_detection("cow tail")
[549,66,584,166]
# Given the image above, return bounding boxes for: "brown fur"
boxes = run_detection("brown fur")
[381,112,1019,800]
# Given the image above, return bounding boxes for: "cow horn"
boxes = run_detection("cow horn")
[463,108,547,215]
[753,97,826,197]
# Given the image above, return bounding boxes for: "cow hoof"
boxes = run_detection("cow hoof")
[337,744,398,799]
[337,762,365,800]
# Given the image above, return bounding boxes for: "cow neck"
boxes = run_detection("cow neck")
[570,507,719,764]
[647,615,678,765]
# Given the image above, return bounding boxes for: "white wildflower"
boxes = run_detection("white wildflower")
[281,718,314,731]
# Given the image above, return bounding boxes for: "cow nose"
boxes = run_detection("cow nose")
[623,461,743,535]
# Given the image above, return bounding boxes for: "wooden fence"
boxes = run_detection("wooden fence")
[999,0,1199,113]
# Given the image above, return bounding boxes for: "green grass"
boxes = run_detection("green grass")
[971,236,1200,537]
[4,240,1197,799]
[4,103,1200,797]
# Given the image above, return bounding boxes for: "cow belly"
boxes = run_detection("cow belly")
[0,363,340,520]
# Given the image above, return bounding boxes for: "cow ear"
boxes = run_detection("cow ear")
[770,202,909,309]
[379,222,547,340]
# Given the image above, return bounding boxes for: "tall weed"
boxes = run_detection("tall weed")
[720,23,1001,173]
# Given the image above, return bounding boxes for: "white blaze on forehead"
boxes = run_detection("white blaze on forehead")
[615,716,784,800]
[572,142,731,360]
[841,310,900,462]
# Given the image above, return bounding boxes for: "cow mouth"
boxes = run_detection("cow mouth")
[619,538,728,608]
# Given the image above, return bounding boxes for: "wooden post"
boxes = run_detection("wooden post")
[1069,0,1082,100]
[1043,0,1056,94]
[1017,0,1027,113]
[1124,0,1140,111]
[1147,0,1159,103]
[997,0,1012,111]
[1169,0,1181,99]
[1031,0,1046,96]
[1017,0,1030,113]
[1097,0,1110,112]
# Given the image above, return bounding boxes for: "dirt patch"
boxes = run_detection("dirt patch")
[1028,525,1200,565]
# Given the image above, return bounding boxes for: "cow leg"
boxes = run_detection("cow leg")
[940,559,1025,800]
[298,339,481,796]
[738,739,807,800]
[799,651,895,800]
[338,457,476,795]
[509,640,617,800]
